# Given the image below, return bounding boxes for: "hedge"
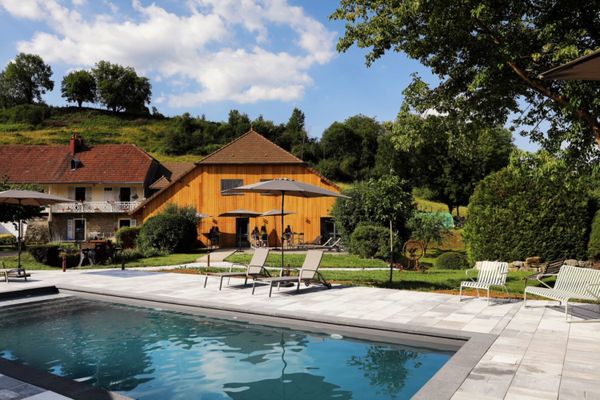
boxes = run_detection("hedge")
[116,226,141,249]
[463,154,591,263]
[588,210,600,261]
[349,223,397,260]
[0,233,16,246]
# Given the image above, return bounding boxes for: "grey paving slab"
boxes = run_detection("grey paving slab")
[1,268,599,399]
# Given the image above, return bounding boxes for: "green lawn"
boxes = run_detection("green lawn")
[0,251,203,270]
[225,253,388,269]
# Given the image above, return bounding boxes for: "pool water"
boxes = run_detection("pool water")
[0,298,452,399]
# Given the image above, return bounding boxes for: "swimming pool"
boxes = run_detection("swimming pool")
[0,297,453,399]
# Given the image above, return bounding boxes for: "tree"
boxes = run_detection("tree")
[331,174,415,241]
[332,1,600,158]
[387,104,514,214]
[319,115,382,181]
[92,61,151,113]
[0,53,53,106]
[407,213,450,254]
[279,108,310,152]
[61,70,96,107]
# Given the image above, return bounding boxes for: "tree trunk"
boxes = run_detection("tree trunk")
[77,100,82,108]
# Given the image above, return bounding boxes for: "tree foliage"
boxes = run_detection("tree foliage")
[407,212,450,254]
[92,61,151,113]
[332,1,600,159]
[61,70,96,107]
[318,115,382,181]
[385,104,514,212]
[0,178,43,223]
[463,152,592,262]
[0,53,53,107]
[332,174,415,242]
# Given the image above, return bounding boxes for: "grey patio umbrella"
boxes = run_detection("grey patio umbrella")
[218,209,261,248]
[0,190,75,269]
[539,49,600,80]
[223,178,348,275]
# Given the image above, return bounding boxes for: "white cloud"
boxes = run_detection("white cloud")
[0,0,336,106]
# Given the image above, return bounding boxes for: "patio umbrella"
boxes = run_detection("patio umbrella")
[539,49,600,80]
[0,190,75,269]
[223,178,348,275]
[218,209,261,248]
[261,209,296,248]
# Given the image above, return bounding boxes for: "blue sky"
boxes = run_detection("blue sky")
[0,0,537,150]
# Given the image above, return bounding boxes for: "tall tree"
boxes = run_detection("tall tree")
[389,104,514,214]
[61,70,96,107]
[332,1,600,158]
[92,61,151,113]
[0,53,53,105]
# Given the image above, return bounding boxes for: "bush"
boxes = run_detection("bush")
[115,226,141,249]
[435,252,469,269]
[0,233,16,246]
[588,210,600,261]
[28,244,60,266]
[463,152,591,263]
[407,212,450,253]
[350,223,397,260]
[137,204,199,256]
[119,248,143,263]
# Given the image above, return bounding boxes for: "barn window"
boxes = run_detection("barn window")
[221,179,243,195]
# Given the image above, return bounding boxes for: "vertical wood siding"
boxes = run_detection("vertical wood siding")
[136,164,339,248]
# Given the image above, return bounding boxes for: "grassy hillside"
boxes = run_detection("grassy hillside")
[0,107,198,162]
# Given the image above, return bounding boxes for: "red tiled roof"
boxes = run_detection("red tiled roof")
[0,143,156,184]
[149,162,195,189]
[198,130,305,165]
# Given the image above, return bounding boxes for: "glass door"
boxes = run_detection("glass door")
[235,218,250,248]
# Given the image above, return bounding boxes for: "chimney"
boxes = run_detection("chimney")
[69,133,84,155]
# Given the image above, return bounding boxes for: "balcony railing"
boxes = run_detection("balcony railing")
[50,201,141,213]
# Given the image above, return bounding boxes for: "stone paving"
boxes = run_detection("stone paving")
[1,268,599,400]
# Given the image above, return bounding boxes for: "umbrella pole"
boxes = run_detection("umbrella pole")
[17,199,22,269]
[281,192,285,276]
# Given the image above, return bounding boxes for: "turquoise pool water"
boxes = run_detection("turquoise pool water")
[0,298,452,399]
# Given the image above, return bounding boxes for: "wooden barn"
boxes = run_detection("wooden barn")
[131,130,341,248]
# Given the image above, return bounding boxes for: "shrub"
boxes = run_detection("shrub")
[137,204,199,256]
[588,210,600,261]
[435,252,469,269]
[115,226,141,249]
[119,248,143,263]
[0,233,16,246]
[349,223,398,260]
[463,152,591,263]
[28,244,60,266]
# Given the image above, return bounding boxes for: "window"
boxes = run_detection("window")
[74,187,86,202]
[221,179,243,195]
[119,187,131,202]
[118,219,137,229]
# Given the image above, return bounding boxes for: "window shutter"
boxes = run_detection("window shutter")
[69,187,75,200]
[85,188,92,202]
[130,219,137,227]
[67,219,74,240]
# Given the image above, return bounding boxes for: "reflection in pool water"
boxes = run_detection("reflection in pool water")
[0,298,452,399]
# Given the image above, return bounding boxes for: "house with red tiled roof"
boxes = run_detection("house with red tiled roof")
[0,134,193,241]
[132,130,341,248]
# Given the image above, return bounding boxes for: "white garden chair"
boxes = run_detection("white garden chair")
[524,265,600,320]
[459,261,509,304]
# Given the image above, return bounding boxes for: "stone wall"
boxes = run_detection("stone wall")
[49,214,138,241]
